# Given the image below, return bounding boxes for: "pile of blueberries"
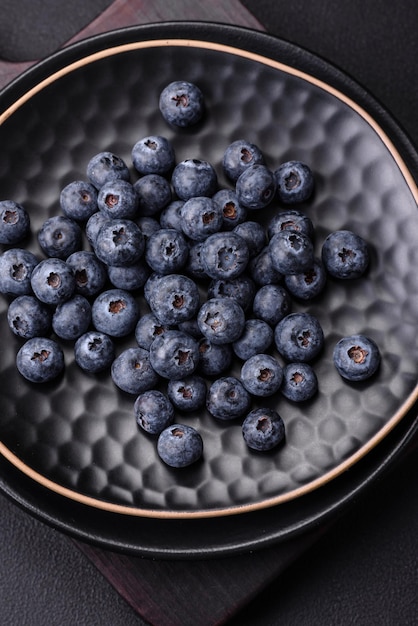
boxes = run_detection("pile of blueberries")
[0,80,380,468]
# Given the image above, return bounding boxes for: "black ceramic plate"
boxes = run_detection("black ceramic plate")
[0,22,418,557]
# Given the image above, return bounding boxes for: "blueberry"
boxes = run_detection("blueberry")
[74,330,115,373]
[157,423,203,468]
[38,215,82,259]
[147,273,200,325]
[97,179,138,220]
[252,284,292,326]
[94,218,145,267]
[321,230,369,279]
[131,135,175,175]
[134,390,175,435]
[242,408,285,451]
[159,200,185,231]
[235,164,276,210]
[66,250,107,298]
[111,347,159,394]
[91,288,139,337]
[159,80,204,128]
[184,242,208,280]
[85,211,111,248]
[197,297,245,345]
[240,353,283,397]
[60,180,98,222]
[149,329,200,380]
[233,220,267,258]
[222,139,265,183]
[7,295,52,339]
[167,375,207,413]
[107,260,150,291]
[212,189,247,230]
[280,362,318,402]
[16,337,65,383]
[267,209,314,240]
[133,174,172,217]
[333,334,380,381]
[177,318,202,340]
[171,159,217,201]
[268,230,314,275]
[197,338,233,377]
[86,151,130,189]
[206,376,251,420]
[274,312,324,362]
[135,216,161,240]
[201,231,250,280]
[232,318,273,360]
[274,161,315,204]
[0,248,38,296]
[180,196,223,241]
[52,294,92,341]
[0,200,30,244]
[30,257,75,305]
[248,246,283,286]
[207,275,256,312]
[145,228,189,274]
[284,257,327,300]
[135,312,172,350]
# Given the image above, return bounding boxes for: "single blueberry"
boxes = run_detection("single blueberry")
[159,200,185,232]
[52,294,92,341]
[274,161,315,204]
[134,390,175,435]
[66,250,107,298]
[268,230,315,275]
[333,334,380,381]
[147,273,200,326]
[274,312,324,362]
[60,180,98,222]
[284,257,327,300]
[201,231,250,281]
[222,139,265,183]
[321,230,369,279]
[167,375,207,413]
[94,218,145,267]
[280,362,318,402]
[267,209,314,240]
[0,248,38,296]
[233,220,267,258]
[207,274,256,312]
[97,179,139,220]
[86,151,130,189]
[131,135,175,175]
[197,297,245,345]
[206,376,251,420]
[0,200,30,244]
[242,408,285,451]
[159,81,204,128]
[180,196,223,242]
[171,159,217,200]
[232,318,273,360]
[135,312,173,350]
[107,260,150,291]
[240,353,283,397]
[85,211,111,249]
[111,347,159,394]
[7,295,52,339]
[145,228,189,274]
[38,215,82,259]
[133,174,172,217]
[30,257,75,305]
[248,246,283,286]
[235,164,276,210]
[74,330,115,374]
[16,337,65,383]
[197,338,233,377]
[157,423,203,468]
[252,284,292,326]
[149,329,200,380]
[91,288,139,337]
[212,189,248,231]
[136,216,161,241]
[184,241,208,280]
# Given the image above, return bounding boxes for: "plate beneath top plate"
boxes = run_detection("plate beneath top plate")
[0,22,417,556]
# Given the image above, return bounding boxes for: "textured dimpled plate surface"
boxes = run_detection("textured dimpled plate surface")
[0,41,418,517]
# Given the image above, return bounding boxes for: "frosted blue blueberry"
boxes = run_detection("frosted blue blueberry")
[284,258,327,300]
[86,151,130,189]
[274,161,314,204]
[157,423,203,468]
[74,331,115,373]
[197,338,233,377]
[145,228,189,274]
[206,376,251,420]
[97,179,138,220]
[240,353,283,397]
[85,211,111,248]
[267,209,314,240]
[94,218,145,267]
[147,273,200,325]
[233,220,266,258]
[111,347,159,394]
[180,196,223,241]
[184,242,207,280]
[222,139,265,183]
[131,135,175,175]
[333,334,380,381]
[280,362,318,402]
[91,288,139,337]
[7,295,52,339]
[321,230,369,279]
[134,390,175,435]
[232,318,273,360]
[268,230,314,275]
[212,189,247,230]
[171,159,217,200]
[52,294,92,341]
[167,375,207,413]
[38,215,82,259]
[60,180,98,222]
[136,216,161,241]
[248,246,283,286]
[66,250,107,298]
[135,312,173,350]
[107,260,150,291]
[274,312,324,363]
[207,275,256,312]
[0,248,38,296]
[159,200,185,232]
[133,174,172,216]
[16,337,64,383]
[252,284,292,326]
[197,297,245,345]
[235,164,276,210]
[201,231,250,281]
[30,257,75,305]
[242,408,285,451]
[159,81,204,128]
[0,200,30,244]
[149,329,200,380]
